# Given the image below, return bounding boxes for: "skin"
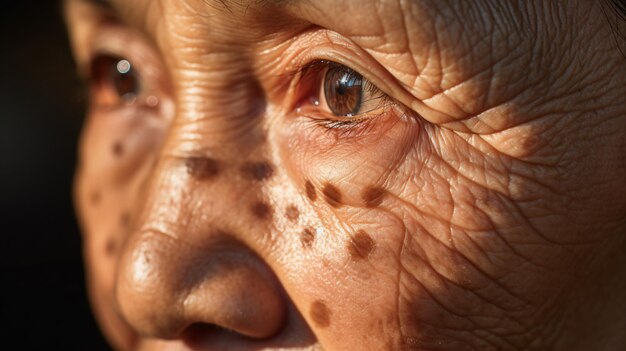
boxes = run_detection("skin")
[66,0,626,350]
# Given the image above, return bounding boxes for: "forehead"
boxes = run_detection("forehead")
[81,0,396,43]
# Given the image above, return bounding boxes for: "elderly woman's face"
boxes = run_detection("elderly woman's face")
[66,0,626,350]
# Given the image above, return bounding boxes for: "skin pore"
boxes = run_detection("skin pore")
[66,0,626,350]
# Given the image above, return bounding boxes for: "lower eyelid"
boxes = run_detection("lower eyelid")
[299,109,403,148]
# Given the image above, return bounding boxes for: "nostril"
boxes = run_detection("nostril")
[182,322,281,350]
[181,323,220,344]
[181,323,241,349]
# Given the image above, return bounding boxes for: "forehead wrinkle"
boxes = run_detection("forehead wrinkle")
[202,0,292,12]
[169,0,296,19]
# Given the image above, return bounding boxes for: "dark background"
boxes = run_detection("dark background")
[1,1,111,349]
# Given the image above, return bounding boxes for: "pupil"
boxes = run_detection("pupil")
[112,59,139,101]
[324,65,363,116]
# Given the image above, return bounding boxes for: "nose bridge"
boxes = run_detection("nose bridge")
[141,51,273,237]
[136,148,274,246]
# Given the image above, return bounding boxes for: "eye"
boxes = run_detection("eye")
[89,54,141,107]
[323,65,363,117]
[295,61,393,125]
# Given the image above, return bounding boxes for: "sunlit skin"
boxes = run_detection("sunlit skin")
[65,0,626,350]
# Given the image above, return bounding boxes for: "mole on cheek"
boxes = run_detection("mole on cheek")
[310,300,331,328]
[362,186,386,208]
[112,141,124,157]
[305,180,317,202]
[120,211,131,228]
[347,230,376,260]
[251,201,273,220]
[300,228,315,248]
[322,183,342,208]
[90,191,101,206]
[285,205,299,222]
[185,157,220,180]
[105,237,117,256]
[241,161,274,181]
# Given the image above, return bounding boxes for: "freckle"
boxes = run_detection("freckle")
[185,157,219,180]
[310,300,331,328]
[112,141,124,157]
[301,228,314,248]
[362,186,386,208]
[105,237,117,256]
[305,180,317,202]
[322,183,342,208]
[90,191,101,205]
[285,205,299,222]
[120,211,131,228]
[347,230,376,261]
[241,161,273,181]
[151,156,159,170]
[251,201,272,220]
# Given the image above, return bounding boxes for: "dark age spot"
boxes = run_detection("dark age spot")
[90,191,101,206]
[112,141,124,157]
[105,237,117,256]
[285,205,299,222]
[301,228,315,248]
[241,161,274,181]
[322,183,342,208]
[185,157,219,180]
[362,186,386,208]
[120,211,131,228]
[305,180,317,202]
[310,300,331,328]
[251,201,272,220]
[347,230,376,260]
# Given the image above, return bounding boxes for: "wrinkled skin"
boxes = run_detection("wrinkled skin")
[66,0,626,350]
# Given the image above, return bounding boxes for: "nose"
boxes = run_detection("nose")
[115,159,287,340]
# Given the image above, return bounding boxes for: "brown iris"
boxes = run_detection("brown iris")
[323,64,363,116]
[90,55,140,106]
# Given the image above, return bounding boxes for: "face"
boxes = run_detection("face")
[66,0,626,350]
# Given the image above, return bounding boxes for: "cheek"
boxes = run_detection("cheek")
[77,172,138,349]
[74,107,165,347]
[273,109,421,276]
[278,111,420,208]
[76,104,167,231]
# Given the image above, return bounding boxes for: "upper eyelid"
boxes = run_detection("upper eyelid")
[273,27,426,119]
[75,0,116,12]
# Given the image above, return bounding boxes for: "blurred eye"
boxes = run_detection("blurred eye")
[89,54,141,107]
